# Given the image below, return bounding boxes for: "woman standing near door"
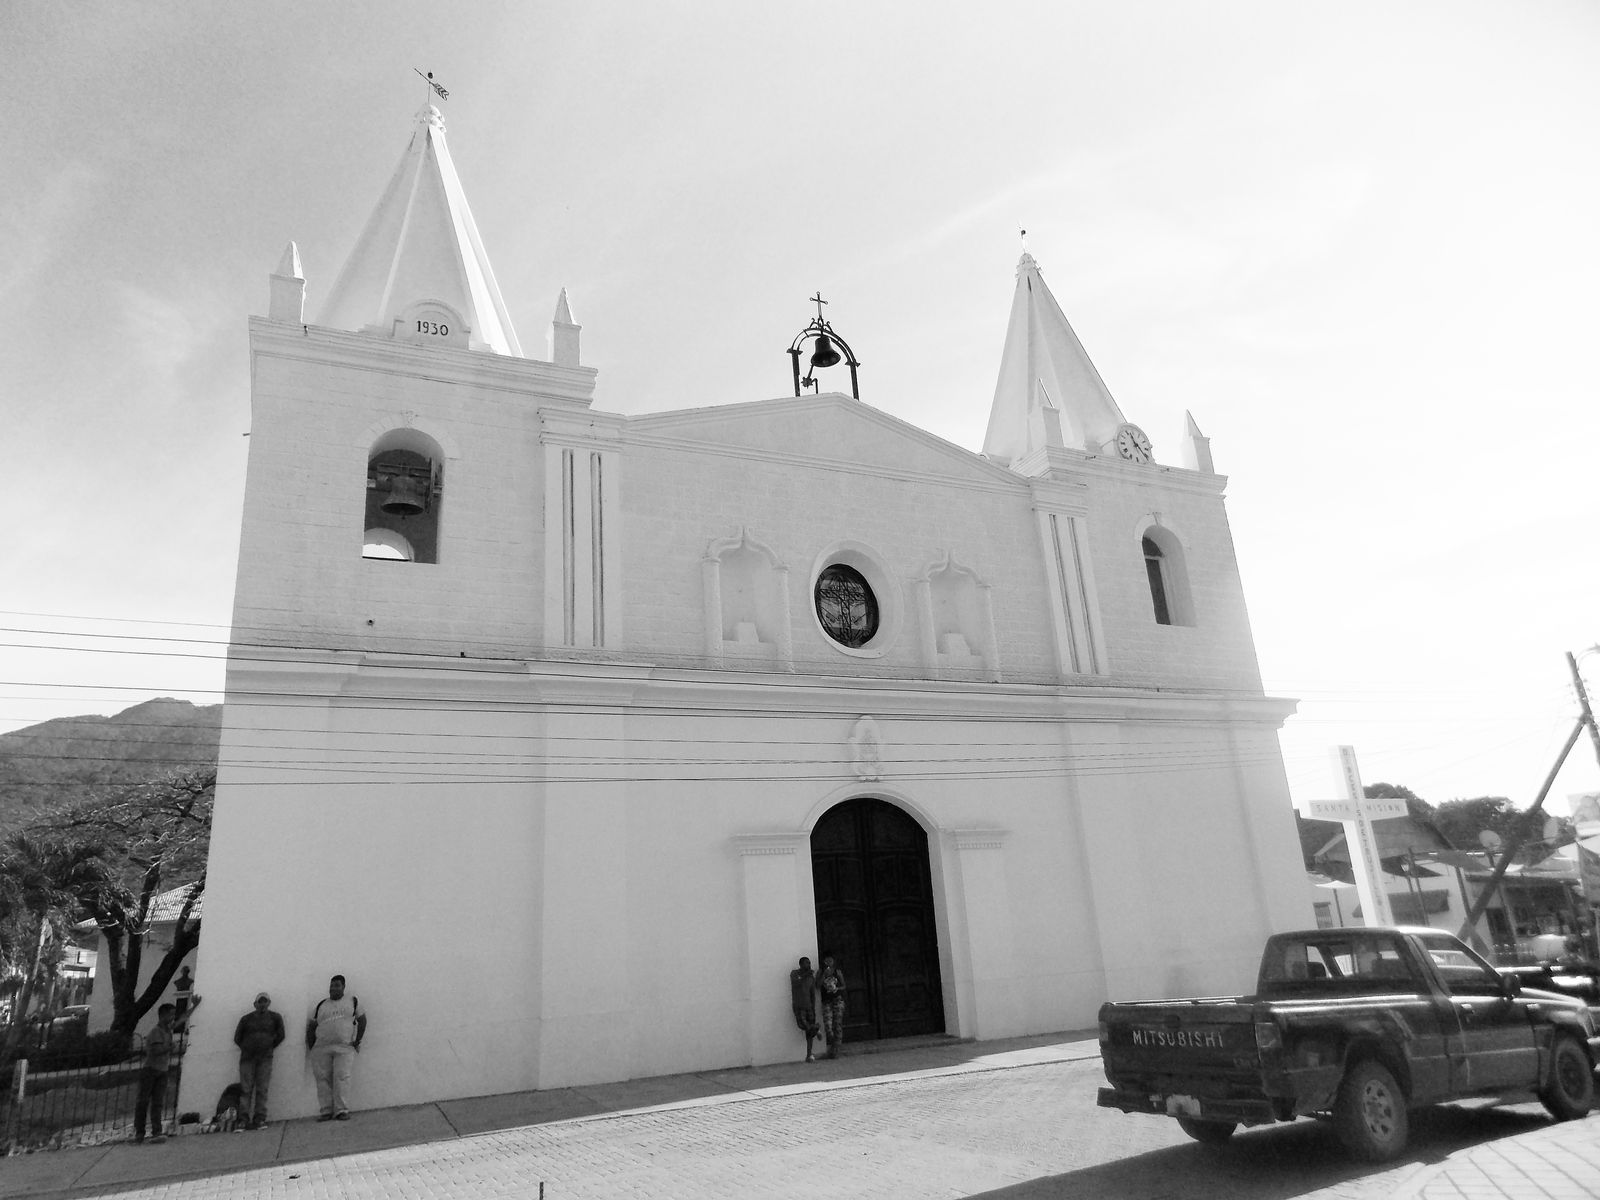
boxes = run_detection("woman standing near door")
[818,952,846,1059]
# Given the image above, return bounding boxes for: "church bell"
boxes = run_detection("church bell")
[379,473,428,516]
[809,333,842,370]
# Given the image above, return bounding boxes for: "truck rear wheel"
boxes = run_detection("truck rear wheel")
[1176,1117,1236,1145]
[1539,1035,1595,1121]
[1334,1060,1408,1162]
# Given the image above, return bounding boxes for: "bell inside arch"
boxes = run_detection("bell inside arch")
[809,333,842,370]
[380,472,429,516]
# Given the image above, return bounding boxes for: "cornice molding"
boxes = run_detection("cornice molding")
[1012,443,1230,498]
[951,828,1010,852]
[249,317,599,405]
[222,644,1298,727]
[730,832,811,857]
[540,407,627,445]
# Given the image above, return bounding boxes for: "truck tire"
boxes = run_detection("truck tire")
[1538,1035,1595,1121]
[1334,1060,1408,1162]
[1176,1118,1237,1145]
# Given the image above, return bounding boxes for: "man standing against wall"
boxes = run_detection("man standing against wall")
[305,975,366,1120]
[233,991,285,1129]
[789,956,819,1062]
[133,997,201,1143]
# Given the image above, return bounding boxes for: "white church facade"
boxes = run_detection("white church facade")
[184,105,1311,1117]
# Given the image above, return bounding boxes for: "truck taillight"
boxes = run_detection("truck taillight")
[1254,1020,1282,1052]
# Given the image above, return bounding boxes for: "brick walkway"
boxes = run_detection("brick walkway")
[1397,1115,1600,1200]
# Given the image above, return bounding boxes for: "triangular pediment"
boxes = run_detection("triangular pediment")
[630,394,1021,487]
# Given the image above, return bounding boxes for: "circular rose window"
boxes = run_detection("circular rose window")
[814,563,879,648]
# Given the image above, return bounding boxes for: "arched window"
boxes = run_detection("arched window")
[1140,525,1194,626]
[364,429,443,564]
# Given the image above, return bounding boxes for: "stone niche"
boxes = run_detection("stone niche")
[702,529,793,669]
[913,552,1000,681]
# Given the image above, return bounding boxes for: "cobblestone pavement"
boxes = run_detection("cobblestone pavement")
[1401,1115,1600,1200]
[28,1058,1593,1200]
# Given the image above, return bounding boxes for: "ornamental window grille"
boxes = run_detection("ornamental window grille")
[815,564,879,648]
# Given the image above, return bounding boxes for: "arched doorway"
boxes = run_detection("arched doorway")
[811,798,944,1041]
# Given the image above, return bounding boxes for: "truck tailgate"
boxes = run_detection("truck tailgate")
[1098,998,1276,1125]
[1100,998,1258,1074]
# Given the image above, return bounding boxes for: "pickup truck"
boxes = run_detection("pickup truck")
[1097,926,1599,1161]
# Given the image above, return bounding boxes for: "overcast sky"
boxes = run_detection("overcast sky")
[4,1,1598,815]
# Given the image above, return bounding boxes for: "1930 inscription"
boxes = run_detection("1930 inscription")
[416,320,450,336]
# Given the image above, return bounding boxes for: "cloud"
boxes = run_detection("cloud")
[113,282,228,385]
[0,160,100,299]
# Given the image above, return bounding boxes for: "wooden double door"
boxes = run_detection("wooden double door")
[811,798,945,1042]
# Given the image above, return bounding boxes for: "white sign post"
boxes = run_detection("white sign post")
[1299,747,1404,927]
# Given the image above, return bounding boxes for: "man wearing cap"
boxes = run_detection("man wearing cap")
[233,991,286,1130]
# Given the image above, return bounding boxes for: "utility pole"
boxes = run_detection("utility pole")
[1456,651,1600,944]
[1568,649,1600,957]
[1571,650,1600,772]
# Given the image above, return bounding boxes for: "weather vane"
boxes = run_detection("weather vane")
[414,69,449,103]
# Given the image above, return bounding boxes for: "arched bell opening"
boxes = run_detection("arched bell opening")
[809,797,945,1043]
[1138,522,1193,627]
[364,431,443,564]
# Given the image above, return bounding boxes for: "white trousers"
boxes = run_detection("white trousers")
[309,1043,355,1115]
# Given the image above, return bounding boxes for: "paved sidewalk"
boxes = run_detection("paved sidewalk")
[0,1032,1097,1198]
[1395,1113,1600,1200]
[2,1031,1595,1199]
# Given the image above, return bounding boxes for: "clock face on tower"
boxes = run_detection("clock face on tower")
[1115,423,1152,464]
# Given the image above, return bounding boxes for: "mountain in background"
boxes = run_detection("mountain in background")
[0,699,221,831]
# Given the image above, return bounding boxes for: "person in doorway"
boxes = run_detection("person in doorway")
[818,952,846,1060]
[306,975,366,1120]
[133,997,201,1144]
[789,956,820,1062]
[233,991,286,1129]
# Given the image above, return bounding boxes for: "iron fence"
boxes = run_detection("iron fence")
[2,1036,183,1154]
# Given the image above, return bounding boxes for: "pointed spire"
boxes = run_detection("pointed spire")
[1182,411,1215,474]
[314,106,523,356]
[268,240,306,323]
[549,288,580,367]
[983,252,1125,466]
[276,241,303,279]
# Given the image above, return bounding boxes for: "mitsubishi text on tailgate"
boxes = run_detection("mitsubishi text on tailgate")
[1096,927,1599,1161]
